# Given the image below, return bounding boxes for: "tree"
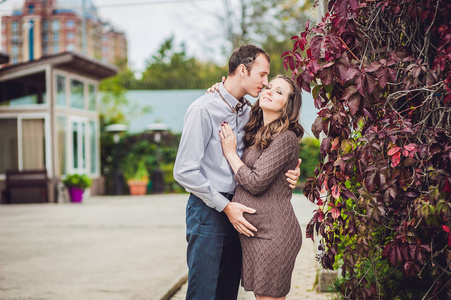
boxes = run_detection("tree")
[137,35,227,89]
[284,0,451,298]
[217,0,314,75]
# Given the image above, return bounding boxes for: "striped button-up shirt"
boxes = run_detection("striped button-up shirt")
[174,83,251,212]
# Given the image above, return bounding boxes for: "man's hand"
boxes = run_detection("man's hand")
[286,158,302,189]
[223,202,257,237]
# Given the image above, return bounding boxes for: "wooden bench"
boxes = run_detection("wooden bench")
[1,169,49,204]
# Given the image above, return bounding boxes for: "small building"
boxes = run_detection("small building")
[0,51,118,203]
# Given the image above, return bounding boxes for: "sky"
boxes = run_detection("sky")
[0,0,226,74]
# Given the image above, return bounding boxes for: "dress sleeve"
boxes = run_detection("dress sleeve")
[234,131,298,195]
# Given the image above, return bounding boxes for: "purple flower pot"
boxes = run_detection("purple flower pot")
[69,187,84,203]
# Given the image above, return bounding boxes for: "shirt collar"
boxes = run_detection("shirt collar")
[218,83,250,114]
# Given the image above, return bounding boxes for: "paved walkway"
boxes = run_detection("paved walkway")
[0,193,332,300]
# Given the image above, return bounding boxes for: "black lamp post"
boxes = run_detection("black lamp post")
[105,124,127,195]
[146,123,168,193]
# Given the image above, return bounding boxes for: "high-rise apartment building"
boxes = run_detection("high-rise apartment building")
[1,0,127,65]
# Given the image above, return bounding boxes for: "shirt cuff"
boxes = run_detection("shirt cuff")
[210,192,230,212]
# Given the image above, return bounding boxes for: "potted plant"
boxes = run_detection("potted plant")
[122,154,149,196]
[62,174,92,203]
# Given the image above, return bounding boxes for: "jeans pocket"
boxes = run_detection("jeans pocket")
[187,195,213,226]
[244,213,272,240]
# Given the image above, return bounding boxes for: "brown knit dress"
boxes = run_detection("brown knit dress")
[233,130,302,297]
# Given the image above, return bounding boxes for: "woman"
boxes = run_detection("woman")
[219,75,304,300]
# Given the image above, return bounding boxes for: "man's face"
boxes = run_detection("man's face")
[242,54,270,98]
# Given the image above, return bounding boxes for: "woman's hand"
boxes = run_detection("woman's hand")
[219,122,237,158]
[206,76,226,94]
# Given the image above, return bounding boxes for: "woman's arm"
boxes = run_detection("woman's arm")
[219,123,298,195]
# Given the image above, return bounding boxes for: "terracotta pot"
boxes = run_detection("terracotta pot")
[127,180,148,196]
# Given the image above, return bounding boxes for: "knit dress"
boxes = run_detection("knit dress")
[233,130,302,297]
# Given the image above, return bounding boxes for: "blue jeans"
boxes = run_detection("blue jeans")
[185,193,242,300]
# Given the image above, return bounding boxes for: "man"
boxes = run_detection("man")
[174,45,301,300]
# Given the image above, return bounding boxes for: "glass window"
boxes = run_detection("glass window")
[88,84,96,111]
[56,75,66,106]
[44,44,49,55]
[28,5,34,14]
[72,121,78,169]
[12,21,18,32]
[12,45,18,55]
[66,32,74,40]
[51,20,59,31]
[82,123,86,169]
[22,119,45,169]
[0,119,19,174]
[70,79,84,109]
[72,120,86,172]
[57,117,67,176]
[12,34,18,42]
[53,43,59,54]
[0,72,46,106]
[43,20,48,30]
[89,121,97,173]
[66,20,75,29]
[53,32,59,42]
[67,43,74,52]
[43,33,48,41]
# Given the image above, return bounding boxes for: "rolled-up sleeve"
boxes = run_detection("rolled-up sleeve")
[234,131,298,195]
[174,105,229,212]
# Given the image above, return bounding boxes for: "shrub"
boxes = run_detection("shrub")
[283,0,451,298]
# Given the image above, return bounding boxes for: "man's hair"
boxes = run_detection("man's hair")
[228,44,270,76]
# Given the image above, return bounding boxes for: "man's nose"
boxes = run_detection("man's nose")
[263,76,268,86]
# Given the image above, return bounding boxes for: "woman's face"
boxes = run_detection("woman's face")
[259,78,291,114]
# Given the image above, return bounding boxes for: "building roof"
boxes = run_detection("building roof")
[0,52,118,80]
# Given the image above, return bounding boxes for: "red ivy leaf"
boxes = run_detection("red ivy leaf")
[331,207,341,219]
[388,147,402,156]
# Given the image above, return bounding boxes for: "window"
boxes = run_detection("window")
[28,5,34,14]
[43,33,48,41]
[66,20,75,29]
[71,119,86,172]
[66,43,74,52]
[70,79,84,109]
[44,44,49,55]
[66,32,74,40]
[12,21,18,32]
[89,121,97,173]
[56,117,67,176]
[12,34,18,42]
[43,20,48,31]
[88,84,96,111]
[53,43,59,54]
[51,20,59,31]
[56,75,66,106]
[12,45,18,55]
[0,119,19,174]
[53,32,59,42]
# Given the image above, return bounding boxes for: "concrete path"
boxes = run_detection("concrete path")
[0,194,188,300]
[0,193,332,300]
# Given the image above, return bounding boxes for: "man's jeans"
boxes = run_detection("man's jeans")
[185,193,242,300]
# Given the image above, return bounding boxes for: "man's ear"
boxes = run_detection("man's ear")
[239,64,247,78]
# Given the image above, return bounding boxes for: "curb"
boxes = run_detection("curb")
[156,272,188,300]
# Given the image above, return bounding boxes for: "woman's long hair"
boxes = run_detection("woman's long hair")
[243,75,304,150]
